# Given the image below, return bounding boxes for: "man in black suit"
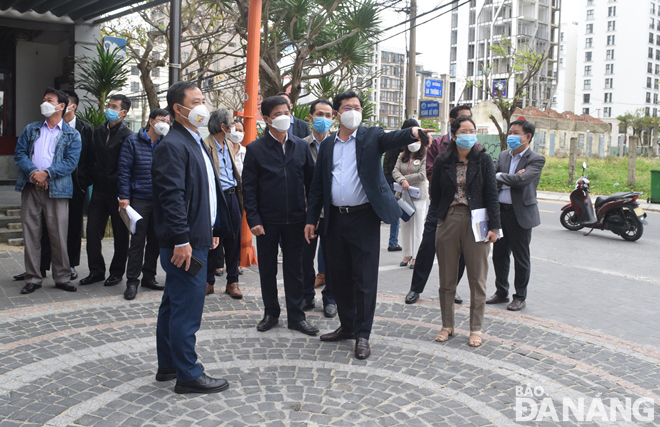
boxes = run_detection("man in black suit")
[152,81,231,394]
[242,95,319,336]
[79,94,133,287]
[276,92,311,139]
[487,119,546,311]
[305,91,431,359]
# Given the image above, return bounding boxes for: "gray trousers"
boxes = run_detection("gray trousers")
[21,184,71,285]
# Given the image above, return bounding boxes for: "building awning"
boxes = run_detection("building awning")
[0,0,168,24]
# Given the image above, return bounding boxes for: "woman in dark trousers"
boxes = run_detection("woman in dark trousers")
[430,116,500,347]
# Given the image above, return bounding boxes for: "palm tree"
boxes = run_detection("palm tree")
[77,41,130,113]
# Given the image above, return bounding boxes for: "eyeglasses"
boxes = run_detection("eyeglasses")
[340,107,362,112]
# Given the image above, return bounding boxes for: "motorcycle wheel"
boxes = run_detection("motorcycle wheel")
[620,211,643,241]
[560,208,584,231]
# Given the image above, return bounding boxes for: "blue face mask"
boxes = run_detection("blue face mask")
[456,134,477,150]
[507,135,522,150]
[313,117,332,133]
[105,109,120,122]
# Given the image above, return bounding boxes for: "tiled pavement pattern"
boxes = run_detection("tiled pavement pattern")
[0,286,658,427]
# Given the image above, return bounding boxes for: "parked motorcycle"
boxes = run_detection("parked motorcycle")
[560,162,648,241]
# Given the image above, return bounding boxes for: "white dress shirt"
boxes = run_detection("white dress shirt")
[497,147,528,204]
[331,129,368,207]
[32,120,62,173]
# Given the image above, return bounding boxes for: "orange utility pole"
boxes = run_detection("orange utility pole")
[239,0,262,267]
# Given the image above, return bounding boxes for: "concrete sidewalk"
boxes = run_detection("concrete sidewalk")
[537,190,660,212]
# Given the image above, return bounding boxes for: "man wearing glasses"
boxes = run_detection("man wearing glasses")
[305,91,433,359]
[79,95,134,288]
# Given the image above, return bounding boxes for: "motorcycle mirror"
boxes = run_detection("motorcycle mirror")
[582,162,587,169]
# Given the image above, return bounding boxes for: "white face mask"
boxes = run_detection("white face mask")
[269,115,291,132]
[153,122,170,136]
[40,101,59,118]
[228,130,244,144]
[408,142,421,152]
[66,105,75,115]
[340,110,362,129]
[178,104,210,128]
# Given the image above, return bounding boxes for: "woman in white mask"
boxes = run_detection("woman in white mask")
[392,118,429,269]
[230,121,246,176]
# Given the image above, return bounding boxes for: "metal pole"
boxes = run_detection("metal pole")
[169,0,182,85]
[405,0,417,119]
[239,0,262,267]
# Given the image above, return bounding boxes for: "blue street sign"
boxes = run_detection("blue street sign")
[103,36,127,58]
[492,79,507,97]
[424,79,443,98]
[419,101,440,118]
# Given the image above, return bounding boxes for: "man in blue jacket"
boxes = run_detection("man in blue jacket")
[305,91,431,359]
[242,95,318,336]
[118,108,171,300]
[14,88,81,294]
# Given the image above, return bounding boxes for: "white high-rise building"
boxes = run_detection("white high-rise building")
[553,19,578,112]
[448,0,560,110]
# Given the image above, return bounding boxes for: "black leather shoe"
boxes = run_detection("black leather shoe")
[355,338,371,360]
[55,282,77,292]
[20,283,41,294]
[256,314,278,332]
[288,320,319,336]
[156,363,205,382]
[301,298,315,311]
[323,304,337,318]
[320,326,355,342]
[104,275,122,287]
[507,299,526,311]
[174,373,229,394]
[13,272,26,281]
[455,294,463,304]
[387,245,402,252]
[70,267,78,280]
[405,291,419,304]
[486,293,510,304]
[79,274,105,286]
[124,284,138,300]
[141,280,164,290]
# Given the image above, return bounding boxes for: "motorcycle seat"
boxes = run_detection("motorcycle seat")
[595,192,633,207]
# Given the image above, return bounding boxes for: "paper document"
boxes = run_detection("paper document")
[393,182,421,199]
[470,208,503,242]
[119,205,143,234]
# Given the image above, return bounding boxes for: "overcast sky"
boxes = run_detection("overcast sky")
[378,0,580,75]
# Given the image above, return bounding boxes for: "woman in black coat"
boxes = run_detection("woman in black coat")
[430,116,500,347]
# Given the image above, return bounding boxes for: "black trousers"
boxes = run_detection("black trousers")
[206,191,242,286]
[125,198,159,286]
[326,206,380,339]
[40,185,87,270]
[302,218,335,306]
[256,222,306,323]
[86,189,129,278]
[409,203,465,294]
[493,206,532,301]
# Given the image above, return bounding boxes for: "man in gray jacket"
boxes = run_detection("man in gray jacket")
[487,119,545,311]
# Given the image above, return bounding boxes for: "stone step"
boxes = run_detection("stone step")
[7,222,22,230]
[6,209,20,217]
[0,215,21,228]
[0,228,24,243]
[7,238,24,246]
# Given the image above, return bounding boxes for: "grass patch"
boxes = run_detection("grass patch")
[539,157,660,196]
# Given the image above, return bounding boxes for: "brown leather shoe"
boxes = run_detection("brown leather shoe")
[507,299,526,311]
[314,273,325,288]
[320,326,355,342]
[355,338,371,360]
[205,284,214,296]
[486,293,510,304]
[225,283,243,299]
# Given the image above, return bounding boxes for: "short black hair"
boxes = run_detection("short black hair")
[149,108,170,121]
[450,104,472,120]
[62,89,79,107]
[509,119,535,138]
[261,95,289,118]
[401,118,419,129]
[309,99,333,115]
[332,91,362,112]
[43,88,68,113]
[109,94,131,112]
[166,81,197,116]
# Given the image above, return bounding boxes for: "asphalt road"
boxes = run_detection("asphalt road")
[376,200,660,348]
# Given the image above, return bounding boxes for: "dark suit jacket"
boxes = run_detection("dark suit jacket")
[495,148,546,229]
[306,126,417,234]
[289,116,311,139]
[152,121,232,249]
[89,120,133,194]
[73,118,93,192]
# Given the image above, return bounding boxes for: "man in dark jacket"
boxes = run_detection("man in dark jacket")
[242,95,318,336]
[79,94,133,287]
[152,81,231,394]
[118,108,171,300]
